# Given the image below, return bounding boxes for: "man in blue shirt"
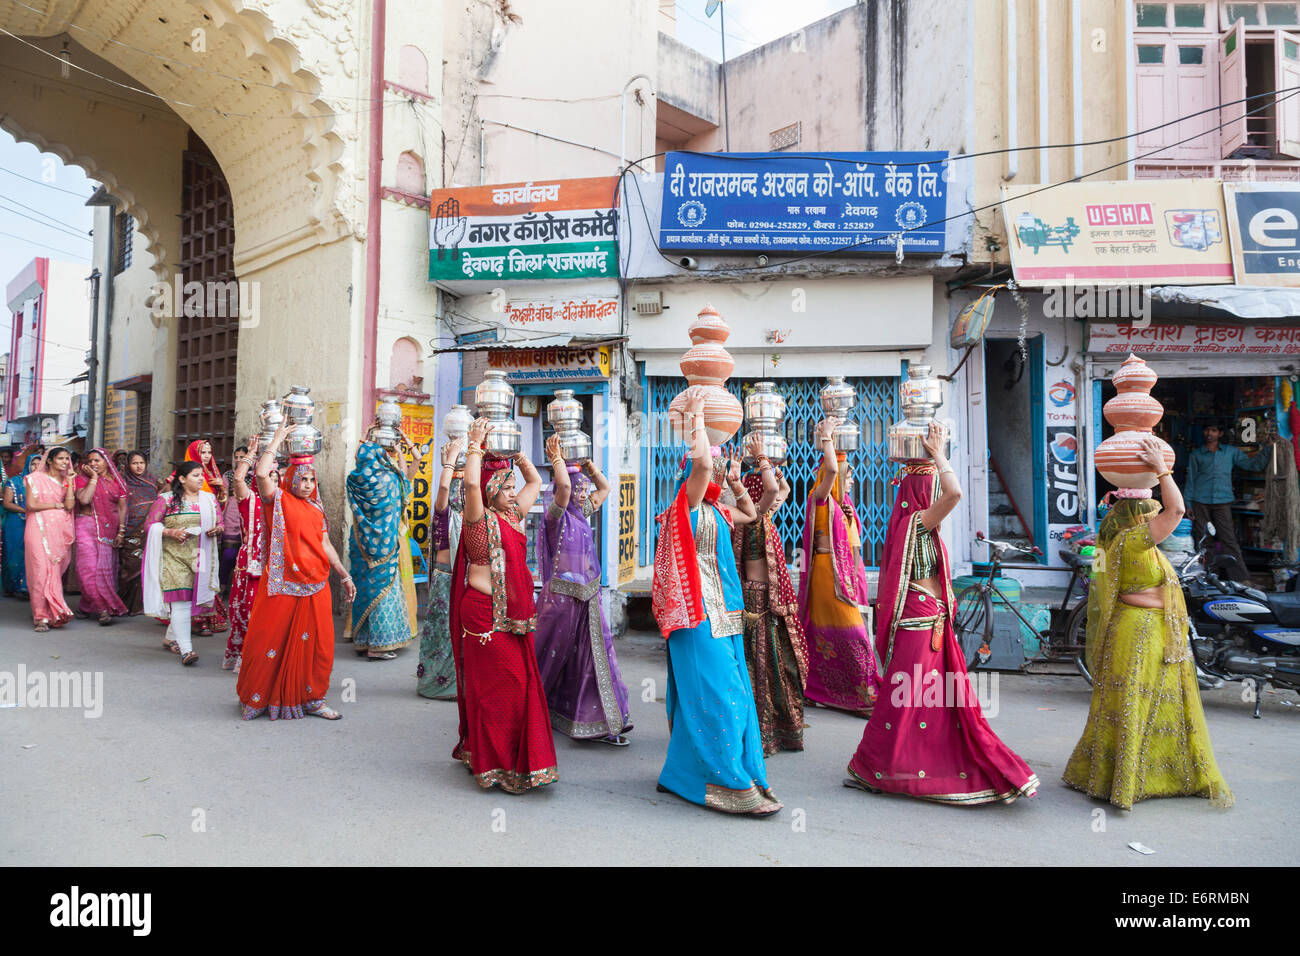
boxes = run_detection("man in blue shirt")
[1186,423,1266,581]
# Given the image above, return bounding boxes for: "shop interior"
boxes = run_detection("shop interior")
[1096,372,1295,583]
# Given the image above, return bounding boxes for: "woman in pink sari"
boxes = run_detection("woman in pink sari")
[73,447,129,624]
[798,421,880,716]
[224,436,276,671]
[24,447,76,631]
[845,424,1038,805]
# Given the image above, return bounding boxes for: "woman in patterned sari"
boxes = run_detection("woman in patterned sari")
[449,417,557,793]
[118,452,160,615]
[24,447,76,631]
[846,423,1038,805]
[224,437,277,672]
[142,461,222,666]
[534,434,632,745]
[1064,439,1232,810]
[236,422,354,720]
[172,440,230,636]
[346,431,417,660]
[734,434,808,756]
[417,436,466,699]
[798,420,880,717]
[73,448,129,624]
[651,390,779,816]
[1,452,39,597]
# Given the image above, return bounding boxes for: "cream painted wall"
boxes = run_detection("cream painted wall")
[970,0,1130,266]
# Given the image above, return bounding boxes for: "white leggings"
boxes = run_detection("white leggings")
[166,602,193,654]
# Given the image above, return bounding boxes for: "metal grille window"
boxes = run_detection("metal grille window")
[175,135,237,464]
[113,213,133,275]
[770,121,802,151]
[642,374,900,570]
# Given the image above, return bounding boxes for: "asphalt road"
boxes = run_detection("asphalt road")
[2,597,1297,866]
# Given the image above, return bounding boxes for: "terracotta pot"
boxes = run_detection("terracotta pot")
[669,385,742,445]
[1095,432,1174,488]
[1104,391,1163,430]
[688,304,731,345]
[680,342,735,385]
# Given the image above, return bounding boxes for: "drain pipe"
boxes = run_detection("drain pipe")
[362,0,386,414]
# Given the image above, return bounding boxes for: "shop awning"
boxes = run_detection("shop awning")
[1147,285,1300,320]
[435,334,626,354]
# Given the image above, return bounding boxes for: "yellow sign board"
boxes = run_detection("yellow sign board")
[1001,179,1234,286]
[618,474,636,585]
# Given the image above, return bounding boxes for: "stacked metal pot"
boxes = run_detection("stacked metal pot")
[547,388,592,462]
[741,381,788,466]
[281,385,322,458]
[372,398,403,448]
[474,369,522,458]
[820,375,860,453]
[442,403,474,467]
[887,365,953,463]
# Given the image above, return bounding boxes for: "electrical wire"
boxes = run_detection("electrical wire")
[0,26,414,120]
[616,85,1300,278]
[0,164,92,198]
[0,193,92,241]
[0,227,88,258]
[1,0,421,109]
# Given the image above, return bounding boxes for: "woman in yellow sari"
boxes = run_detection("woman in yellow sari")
[1064,437,1232,810]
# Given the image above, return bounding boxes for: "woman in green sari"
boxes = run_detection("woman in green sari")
[1064,437,1233,810]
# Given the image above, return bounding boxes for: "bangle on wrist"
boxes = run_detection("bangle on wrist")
[1156,470,1172,479]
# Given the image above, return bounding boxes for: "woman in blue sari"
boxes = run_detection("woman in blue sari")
[651,390,781,816]
[1,452,38,596]
[346,435,417,660]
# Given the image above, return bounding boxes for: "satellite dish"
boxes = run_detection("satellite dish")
[706,0,721,17]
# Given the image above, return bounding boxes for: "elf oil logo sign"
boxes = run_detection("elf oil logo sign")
[1224,183,1300,287]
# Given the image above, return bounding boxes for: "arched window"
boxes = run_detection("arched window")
[389,336,423,391]
[395,151,424,195]
[397,44,428,93]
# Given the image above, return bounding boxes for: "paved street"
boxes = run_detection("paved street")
[2,597,1298,867]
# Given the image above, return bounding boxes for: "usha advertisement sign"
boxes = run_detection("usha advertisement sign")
[429,177,620,281]
[1001,179,1234,286]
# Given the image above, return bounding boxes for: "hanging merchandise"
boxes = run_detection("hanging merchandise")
[950,285,1002,350]
[1260,432,1300,561]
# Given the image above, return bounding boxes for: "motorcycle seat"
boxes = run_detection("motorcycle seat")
[1265,591,1300,627]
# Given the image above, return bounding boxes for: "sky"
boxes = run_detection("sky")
[672,0,858,60]
[0,131,96,350]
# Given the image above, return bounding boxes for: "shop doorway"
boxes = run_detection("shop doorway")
[1094,371,1283,576]
[979,336,1047,564]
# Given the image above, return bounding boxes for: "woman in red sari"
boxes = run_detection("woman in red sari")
[449,417,558,793]
[224,435,276,672]
[845,424,1038,805]
[235,423,355,721]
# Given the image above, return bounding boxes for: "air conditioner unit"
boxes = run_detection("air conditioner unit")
[634,291,663,315]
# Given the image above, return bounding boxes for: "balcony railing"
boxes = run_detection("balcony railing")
[1134,158,1300,180]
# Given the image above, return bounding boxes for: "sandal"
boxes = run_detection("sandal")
[181,651,199,666]
[34,620,49,633]
[843,776,883,794]
[367,651,398,661]
[98,612,113,627]
[308,705,343,720]
[163,639,181,654]
[595,734,630,747]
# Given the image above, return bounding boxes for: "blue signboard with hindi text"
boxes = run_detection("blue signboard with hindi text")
[658,151,948,255]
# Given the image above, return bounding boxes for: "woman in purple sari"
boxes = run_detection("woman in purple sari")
[533,434,632,745]
[73,447,129,624]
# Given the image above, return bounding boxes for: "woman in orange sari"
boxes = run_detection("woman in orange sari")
[176,440,229,635]
[24,447,76,631]
[236,423,356,721]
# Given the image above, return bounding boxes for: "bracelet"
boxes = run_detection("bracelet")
[1156,470,1172,479]
[465,448,484,458]
[550,458,566,469]
[938,467,954,476]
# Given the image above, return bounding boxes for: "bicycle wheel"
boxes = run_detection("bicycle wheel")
[953,586,992,670]
[1065,602,1092,686]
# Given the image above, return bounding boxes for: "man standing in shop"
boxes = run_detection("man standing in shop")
[1186,422,1266,581]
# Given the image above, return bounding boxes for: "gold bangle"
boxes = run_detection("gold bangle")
[1156,470,1172,479]
[465,448,484,458]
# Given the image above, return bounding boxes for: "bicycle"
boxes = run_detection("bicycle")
[952,532,1093,683]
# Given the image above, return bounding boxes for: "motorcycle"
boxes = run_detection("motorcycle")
[1179,523,1300,718]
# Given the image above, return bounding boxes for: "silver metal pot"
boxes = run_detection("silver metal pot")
[900,365,942,419]
[831,418,860,453]
[372,425,401,449]
[284,422,322,457]
[547,389,583,430]
[887,418,954,463]
[475,369,515,420]
[376,399,402,427]
[258,399,285,446]
[557,430,592,463]
[483,419,522,457]
[744,381,786,429]
[282,385,315,424]
[820,376,856,417]
[442,403,474,439]
[741,429,788,466]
